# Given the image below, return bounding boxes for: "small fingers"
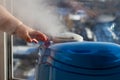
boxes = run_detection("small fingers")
[31,39,38,43]
[31,31,48,42]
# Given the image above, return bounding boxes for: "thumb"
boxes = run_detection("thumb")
[24,34,39,43]
[24,33,33,43]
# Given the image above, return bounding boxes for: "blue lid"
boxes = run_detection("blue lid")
[49,42,120,69]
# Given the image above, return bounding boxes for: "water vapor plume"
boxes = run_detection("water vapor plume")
[13,0,68,36]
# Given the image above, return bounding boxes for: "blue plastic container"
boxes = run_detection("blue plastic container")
[36,42,120,80]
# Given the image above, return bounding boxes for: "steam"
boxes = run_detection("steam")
[13,0,68,36]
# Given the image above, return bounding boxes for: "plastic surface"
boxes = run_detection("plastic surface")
[49,42,120,68]
[37,42,120,80]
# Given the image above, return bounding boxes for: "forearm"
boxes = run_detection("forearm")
[0,5,22,34]
[0,5,48,42]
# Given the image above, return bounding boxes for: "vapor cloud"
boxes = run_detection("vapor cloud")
[13,0,68,36]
